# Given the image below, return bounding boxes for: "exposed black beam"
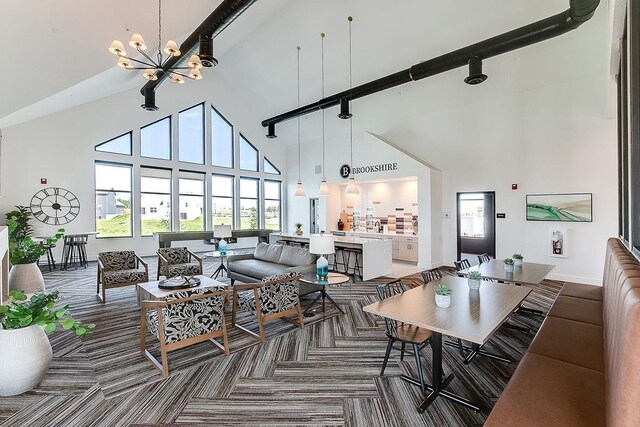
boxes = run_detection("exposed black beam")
[262,0,600,130]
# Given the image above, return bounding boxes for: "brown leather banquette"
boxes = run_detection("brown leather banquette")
[485,238,640,427]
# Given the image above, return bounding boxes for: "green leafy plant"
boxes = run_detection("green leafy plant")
[294,223,303,231]
[504,258,515,265]
[512,253,523,260]
[468,271,483,280]
[5,206,64,265]
[0,290,95,336]
[434,284,452,296]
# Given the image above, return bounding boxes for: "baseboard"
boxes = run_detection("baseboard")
[546,273,602,286]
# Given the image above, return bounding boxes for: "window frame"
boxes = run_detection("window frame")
[239,133,259,172]
[212,173,235,229]
[264,179,282,231]
[239,176,260,230]
[178,170,206,232]
[264,157,281,175]
[140,116,172,161]
[95,131,132,156]
[178,103,206,165]
[140,166,172,237]
[211,105,235,169]
[94,161,133,239]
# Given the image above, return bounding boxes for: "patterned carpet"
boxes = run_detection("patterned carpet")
[0,255,562,427]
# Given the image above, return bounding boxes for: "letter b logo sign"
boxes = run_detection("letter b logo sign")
[340,164,351,178]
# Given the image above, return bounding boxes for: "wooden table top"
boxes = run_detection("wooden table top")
[362,275,531,345]
[462,260,555,286]
[138,275,227,300]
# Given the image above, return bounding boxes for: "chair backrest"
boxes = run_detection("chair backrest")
[454,259,471,271]
[478,253,491,264]
[158,247,191,264]
[98,251,137,270]
[161,286,227,344]
[258,272,300,316]
[421,268,442,283]
[376,279,406,338]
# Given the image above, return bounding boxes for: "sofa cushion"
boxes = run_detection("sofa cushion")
[548,295,603,326]
[485,353,605,427]
[278,245,315,267]
[559,282,603,301]
[528,316,604,372]
[229,259,289,280]
[253,243,283,264]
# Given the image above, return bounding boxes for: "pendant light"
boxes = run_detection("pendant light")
[294,45,306,197]
[318,32,331,197]
[344,16,359,195]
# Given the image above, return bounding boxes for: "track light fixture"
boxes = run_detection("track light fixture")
[266,122,277,139]
[338,98,352,119]
[198,34,218,67]
[141,90,159,111]
[464,56,488,85]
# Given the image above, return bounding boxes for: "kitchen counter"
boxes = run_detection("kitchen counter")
[331,230,417,238]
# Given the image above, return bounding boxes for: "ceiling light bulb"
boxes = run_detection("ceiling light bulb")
[345,177,359,194]
[143,69,158,80]
[188,68,202,80]
[117,57,133,69]
[128,33,147,50]
[318,180,330,197]
[108,40,126,56]
[170,74,185,84]
[294,180,306,197]
[164,40,180,56]
[188,54,203,69]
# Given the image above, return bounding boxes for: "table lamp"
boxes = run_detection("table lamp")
[214,224,232,255]
[309,233,335,280]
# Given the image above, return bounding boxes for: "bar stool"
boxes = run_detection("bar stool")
[333,247,347,273]
[342,247,362,281]
[42,243,57,271]
[62,235,88,270]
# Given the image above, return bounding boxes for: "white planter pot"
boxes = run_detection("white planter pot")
[468,278,481,290]
[8,263,45,294]
[504,264,514,273]
[514,259,523,266]
[435,294,451,309]
[0,325,52,396]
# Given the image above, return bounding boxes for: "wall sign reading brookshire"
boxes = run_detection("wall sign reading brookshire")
[340,163,398,178]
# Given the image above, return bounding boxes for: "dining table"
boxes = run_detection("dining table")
[363,275,531,413]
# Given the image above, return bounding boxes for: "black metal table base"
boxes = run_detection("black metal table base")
[444,340,512,365]
[210,262,227,279]
[303,289,344,317]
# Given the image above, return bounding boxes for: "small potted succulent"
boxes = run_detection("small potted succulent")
[0,290,95,396]
[434,284,452,308]
[294,223,304,236]
[512,253,524,266]
[467,271,483,290]
[504,258,515,273]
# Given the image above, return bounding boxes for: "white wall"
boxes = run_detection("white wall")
[0,72,287,260]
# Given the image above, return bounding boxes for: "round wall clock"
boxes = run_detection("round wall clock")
[30,187,80,225]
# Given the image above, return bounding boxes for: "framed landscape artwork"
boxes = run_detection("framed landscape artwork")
[526,193,592,222]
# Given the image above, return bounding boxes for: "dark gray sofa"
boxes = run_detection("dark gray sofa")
[228,243,319,295]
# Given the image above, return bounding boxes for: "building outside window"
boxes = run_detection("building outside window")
[264,180,281,230]
[95,162,132,238]
[179,171,205,231]
[140,167,172,236]
[212,174,234,227]
[240,177,259,229]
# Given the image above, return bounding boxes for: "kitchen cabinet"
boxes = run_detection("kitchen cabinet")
[396,237,418,262]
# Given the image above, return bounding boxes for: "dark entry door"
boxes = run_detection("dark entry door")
[456,192,496,262]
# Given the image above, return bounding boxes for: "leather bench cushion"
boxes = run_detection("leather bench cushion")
[253,243,283,264]
[528,316,604,372]
[485,353,605,427]
[548,295,603,326]
[229,259,289,279]
[559,282,603,301]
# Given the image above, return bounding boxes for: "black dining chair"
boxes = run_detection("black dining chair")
[377,280,432,393]
[478,253,491,264]
[421,268,442,283]
[454,259,471,277]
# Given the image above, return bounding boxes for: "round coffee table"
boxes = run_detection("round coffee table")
[203,250,239,279]
[299,272,349,317]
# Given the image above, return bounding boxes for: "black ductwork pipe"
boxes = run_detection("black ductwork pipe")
[140,0,256,109]
[261,0,600,129]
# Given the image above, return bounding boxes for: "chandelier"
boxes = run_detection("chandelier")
[107,0,214,84]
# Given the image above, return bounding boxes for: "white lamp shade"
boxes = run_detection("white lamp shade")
[318,180,330,197]
[214,224,232,238]
[188,54,203,69]
[345,177,359,194]
[309,234,335,255]
[188,67,202,80]
[294,181,306,197]
[128,33,147,50]
[108,40,126,56]
[170,74,185,84]
[142,69,158,80]
[164,40,180,56]
[116,57,133,69]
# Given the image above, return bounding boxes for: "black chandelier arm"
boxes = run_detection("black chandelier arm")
[168,70,193,79]
[136,47,160,67]
[122,56,158,68]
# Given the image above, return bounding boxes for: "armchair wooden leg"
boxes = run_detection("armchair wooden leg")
[96,270,100,294]
[140,310,147,352]
[296,303,304,329]
[231,294,238,327]
[160,346,169,377]
[102,284,107,304]
[221,318,230,356]
[257,314,266,343]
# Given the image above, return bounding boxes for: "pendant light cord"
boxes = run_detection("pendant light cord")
[297,46,301,182]
[348,16,354,170]
[158,0,162,63]
[321,33,326,181]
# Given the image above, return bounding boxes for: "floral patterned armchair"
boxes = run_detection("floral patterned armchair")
[97,250,148,303]
[156,247,203,279]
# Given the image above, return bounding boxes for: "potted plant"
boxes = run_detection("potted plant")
[504,258,515,273]
[512,253,524,266]
[467,271,483,290]
[5,206,64,294]
[0,290,94,396]
[294,223,304,236]
[434,284,452,308]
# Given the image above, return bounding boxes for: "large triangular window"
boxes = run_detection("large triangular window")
[264,157,280,175]
[95,132,132,155]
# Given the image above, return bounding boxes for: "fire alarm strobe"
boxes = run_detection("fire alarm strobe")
[512,184,518,190]
[40,178,47,184]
